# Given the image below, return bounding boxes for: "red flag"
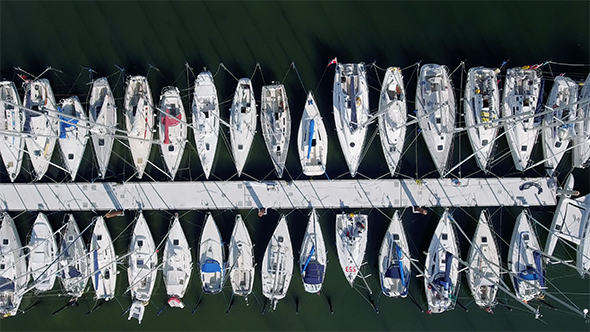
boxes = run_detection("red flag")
[327,57,337,67]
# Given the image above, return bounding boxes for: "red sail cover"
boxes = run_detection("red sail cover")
[161,108,182,144]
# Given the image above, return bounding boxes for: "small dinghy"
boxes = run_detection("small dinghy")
[297,92,328,176]
[415,64,456,176]
[58,96,88,180]
[89,216,117,301]
[378,67,407,176]
[335,212,368,286]
[158,86,187,179]
[28,212,58,292]
[0,213,28,317]
[573,73,590,168]
[261,215,293,310]
[378,211,411,298]
[466,210,501,312]
[230,78,257,176]
[464,67,500,173]
[300,209,327,293]
[58,214,88,299]
[88,77,117,179]
[22,79,59,181]
[333,63,369,177]
[192,71,220,179]
[127,212,157,324]
[542,75,579,176]
[424,209,460,314]
[508,210,545,303]
[0,81,24,182]
[124,76,154,179]
[163,214,192,309]
[502,67,542,171]
[199,213,224,294]
[228,214,255,302]
[261,84,291,178]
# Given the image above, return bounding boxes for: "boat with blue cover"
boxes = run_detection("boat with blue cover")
[199,213,224,294]
[58,96,88,180]
[378,211,411,298]
[297,92,328,176]
[299,209,327,293]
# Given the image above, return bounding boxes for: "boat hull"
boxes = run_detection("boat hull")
[0,213,27,316]
[192,71,220,179]
[28,212,58,292]
[0,81,24,182]
[88,78,117,179]
[335,213,368,286]
[261,216,293,310]
[58,96,88,180]
[228,214,255,299]
[297,92,328,176]
[378,67,407,176]
[59,214,89,298]
[299,209,327,293]
[199,213,224,294]
[230,78,257,176]
[573,73,590,168]
[90,216,117,301]
[159,86,187,179]
[163,215,192,303]
[378,211,411,298]
[124,76,154,179]
[261,84,291,178]
[128,212,157,303]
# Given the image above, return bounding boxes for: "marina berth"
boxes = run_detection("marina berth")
[0,81,24,182]
[88,77,117,179]
[124,76,154,179]
[192,71,220,179]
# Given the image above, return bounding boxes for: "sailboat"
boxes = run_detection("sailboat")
[124,76,154,179]
[0,81,24,182]
[28,212,58,292]
[335,212,368,286]
[192,71,220,179]
[297,92,328,176]
[89,216,117,301]
[88,77,117,179]
[22,79,59,181]
[464,67,500,173]
[466,210,501,312]
[424,209,460,314]
[542,75,579,176]
[508,210,545,303]
[58,214,88,299]
[573,73,590,168]
[502,67,543,172]
[58,96,88,180]
[158,86,187,179]
[300,209,327,293]
[199,213,224,294]
[228,214,255,302]
[0,213,28,317]
[260,84,291,178]
[230,78,257,176]
[127,212,157,324]
[163,214,192,308]
[378,67,407,176]
[378,211,411,298]
[333,62,369,177]
[415,64,456,176]
[261,215,293,310]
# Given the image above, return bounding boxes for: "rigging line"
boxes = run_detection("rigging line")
[291,62,307,93]
[449,61,465,77]
[170,65,189,86]
[220,63,238,82]
[313,64,329,96]
[547,61,590,67]
[281,62,294,85]
[66,68,85,96]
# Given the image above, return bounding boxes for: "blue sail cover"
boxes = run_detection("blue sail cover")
[307,119,315,159]
[68,266,81,278]
[435,251,454,290]
[59,112,79,139]
[93,249,100,287]
[396,244,407,287]
[0,277,15,292]
[301,245,315,275]
[302,261,324,285]
[202,259,222,273]
[533,251,545,287]
[350,74,358,131]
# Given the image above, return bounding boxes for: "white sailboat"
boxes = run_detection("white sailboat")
[0,213,28,317]
[464,67,500,173]
[163,214,192,309]
[542,75,579,176]
[415,64,456,176]
[22,79,59,181]
[158,86,187,179]
[502,67,542,171]
[297,92,328,176]
[58,214,88,299]
[424,209,460,314]
[28,212,58,292]
[261,215,293,310]
[466,210,501,312]
[378,67,407,176]
[228,214,255,302]
[378,211,411,298]
[192,71,220,179]
[127,212,157,324]
[0,81,24,182]
[199,213,224,294]
[508,210,545,303]
[124,76,154,179]
[335,212,368,286]
[333,63,369,177]
[89,216,117,301]
[88,77,117,179]
[300,209,327,293]
[230,78,257,176]
[573,73,590,168]
[58,96,88,180]
[260,84,291,178]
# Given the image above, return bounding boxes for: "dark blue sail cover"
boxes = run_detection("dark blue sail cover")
[202,259,222,273]
[350,73,358,131]
[302,261,324,285]
[68,266,81,278]
[307,119,315,159]
[0,277,15,292]
[435,251,454,290]
[533,251,545,287]
[59,112,79,139]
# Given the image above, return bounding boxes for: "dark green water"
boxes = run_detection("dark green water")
[1,1,589,331]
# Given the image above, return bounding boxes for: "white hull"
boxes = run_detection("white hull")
[573,73,590,168]
[58,214,88,298]
[0,213,27,316]
[228,214,255,300]
[299,209,327,293]
[0,81,24,182]
[128,212,157,304]
[297,92,328,176]
[28,212,58,292]
[124,76,154,179]
[230,78,257,176]
[335,213,368,286]
[261,84,291,178]
[199,213,224,294]
[378,211,411,298]
[58,96,88,180]
[378,67,407,176]
[158,86,187,179]
[88,77,117,179]
[261,215,293,310]
[192,71,219,179]
[163,215,192,306]
[89,216,117,301]
[333,63,369,177]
